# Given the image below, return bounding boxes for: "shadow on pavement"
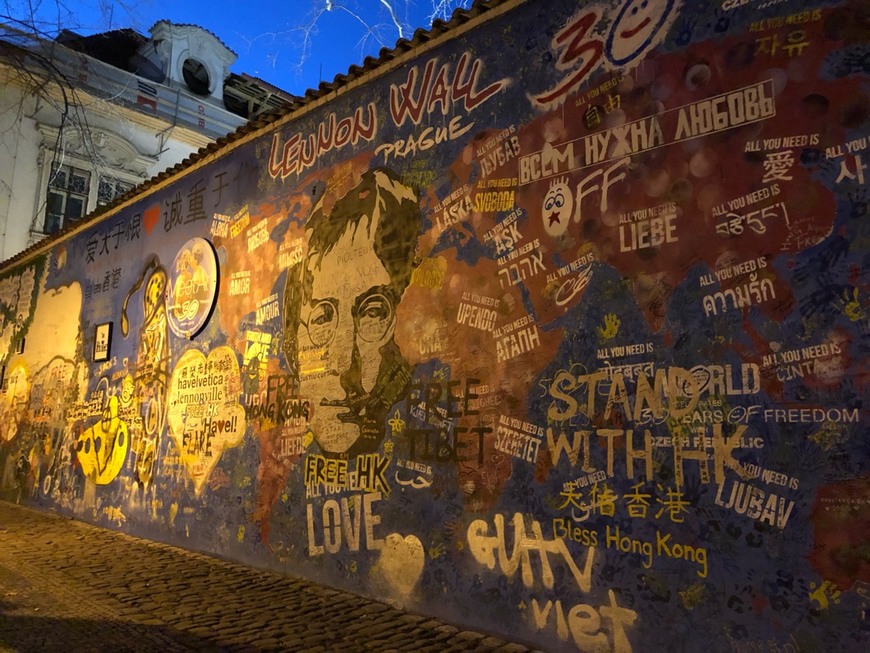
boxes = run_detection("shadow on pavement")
[0,600,226,653]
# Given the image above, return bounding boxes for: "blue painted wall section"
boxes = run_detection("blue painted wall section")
[1,1,868,650]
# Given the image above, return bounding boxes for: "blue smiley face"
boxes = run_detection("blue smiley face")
[605,0,678,66]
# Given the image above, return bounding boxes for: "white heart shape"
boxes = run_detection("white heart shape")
[375,533,425,597]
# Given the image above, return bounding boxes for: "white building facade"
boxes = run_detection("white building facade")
[0,21,292,261]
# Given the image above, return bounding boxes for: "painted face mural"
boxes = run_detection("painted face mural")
[283,169,421,456]
[542,176,574,238]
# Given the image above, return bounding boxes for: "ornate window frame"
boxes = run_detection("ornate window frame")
[30,124,154,239]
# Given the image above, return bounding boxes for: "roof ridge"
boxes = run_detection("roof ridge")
[147,19,238,57]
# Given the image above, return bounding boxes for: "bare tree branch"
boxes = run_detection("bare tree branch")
[237,0,474,82]
[427,0,471,23]
[377,0,405,40]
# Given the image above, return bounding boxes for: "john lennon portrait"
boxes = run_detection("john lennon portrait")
[283,169,422,456]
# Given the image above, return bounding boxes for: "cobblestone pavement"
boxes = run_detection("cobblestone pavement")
[0,501,540,653]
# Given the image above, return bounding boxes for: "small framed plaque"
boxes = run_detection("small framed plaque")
[94,322,112,362]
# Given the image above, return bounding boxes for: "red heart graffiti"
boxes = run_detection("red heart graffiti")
[143,205,160,235]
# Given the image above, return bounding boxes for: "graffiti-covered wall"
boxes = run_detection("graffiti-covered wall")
[1,1,868,650]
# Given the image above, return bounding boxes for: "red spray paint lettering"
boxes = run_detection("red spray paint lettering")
[389,52,508,128]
